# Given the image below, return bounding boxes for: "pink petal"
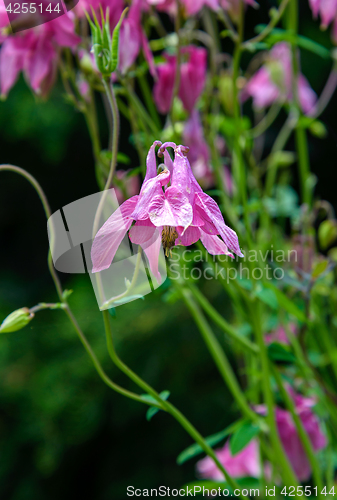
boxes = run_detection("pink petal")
[118,18,141,74]
[132,169,170,220]
[91,196,138,273]
[319,0,337,26]
[149,186,193,229]
[195,205,218,234]
[0,36,26,96]
[175,226,201,246]
[141,226,163,284]
[144,140,162,183]
[195,192,243,257]
[24,37,56,94]
[129,219,156,244]
[200,232,234,256]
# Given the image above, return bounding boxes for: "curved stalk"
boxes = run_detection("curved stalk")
[102,309,246,498]
[0,165,160,409]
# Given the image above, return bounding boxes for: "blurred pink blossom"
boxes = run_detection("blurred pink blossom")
[265,323,298,345]
[309,0,337,43]
[0,13,80,96]
[257,390,327,481]
[243,42,317,115]
[114,170,141,205]
[183,110,213,189]
[153,45,207,114]
[196,439,261,480]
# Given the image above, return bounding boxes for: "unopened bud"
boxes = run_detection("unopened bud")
[0,308,34,334]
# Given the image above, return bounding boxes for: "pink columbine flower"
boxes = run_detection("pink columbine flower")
[257,390,327,481]
[0,13,80,97]
[91,141,243,283]
[265,323,297,345]
[183,110,214,189]
[196,439,261,480]
[309,0,337,43]
[153,45,207,114]
[243,42,317,115]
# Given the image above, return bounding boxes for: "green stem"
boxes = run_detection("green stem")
[102,310,246,497]
[188,283,259,354]
[242,0,291,49]
[138,73,162,130]
[100,245,143,309]
[0,165,155,408]
[250,303,299,486]
[272,367,324,494]
[287,0,312,207]
[180,288,260,424]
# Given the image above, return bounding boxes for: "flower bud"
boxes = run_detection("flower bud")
[318,219,337,250]
[0,308,34,334]
[86,7,128,78]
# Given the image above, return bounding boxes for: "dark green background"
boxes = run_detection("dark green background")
[0,0,336,497]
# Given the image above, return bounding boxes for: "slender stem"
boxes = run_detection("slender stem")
[287,0,312,208]
[309,62,337,118]
[0,165,158,408]
[250,302,299,486]
[295,125,311,206]
[138,73,162,130]
[100,246,143,309]
[170,4,181,128]
[188,283,259,354]
[272,367,324,494]
[242,0,291,48]
[180,288,260,424]
[102,310,246,497]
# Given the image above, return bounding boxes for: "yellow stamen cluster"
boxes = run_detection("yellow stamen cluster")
[162,226,178,257]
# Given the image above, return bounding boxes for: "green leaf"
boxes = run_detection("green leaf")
[108,307,116,318]
[312,260,329,279]
[177,420,244,465]
[229,421,260,456]
[255,286,278,310]
[255,26,331,59]
[144,390,170,421]
[111,7,128,73]
[268,343,296,363]
[263,283,307,323]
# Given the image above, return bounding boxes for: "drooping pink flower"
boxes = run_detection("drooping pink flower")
[196,439,261,481]
[265,323,298,345]
[91,141,243,283]
[308,0,337,43]
[256,389,327,481]
[183,110,213,189]
[153,45,207,114]
[243,42,317,115]
[0,12,80,96]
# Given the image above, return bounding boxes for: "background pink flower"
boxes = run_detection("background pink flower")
[196,439,261,480]
[243,42,317,115]
[153,45,207,114]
